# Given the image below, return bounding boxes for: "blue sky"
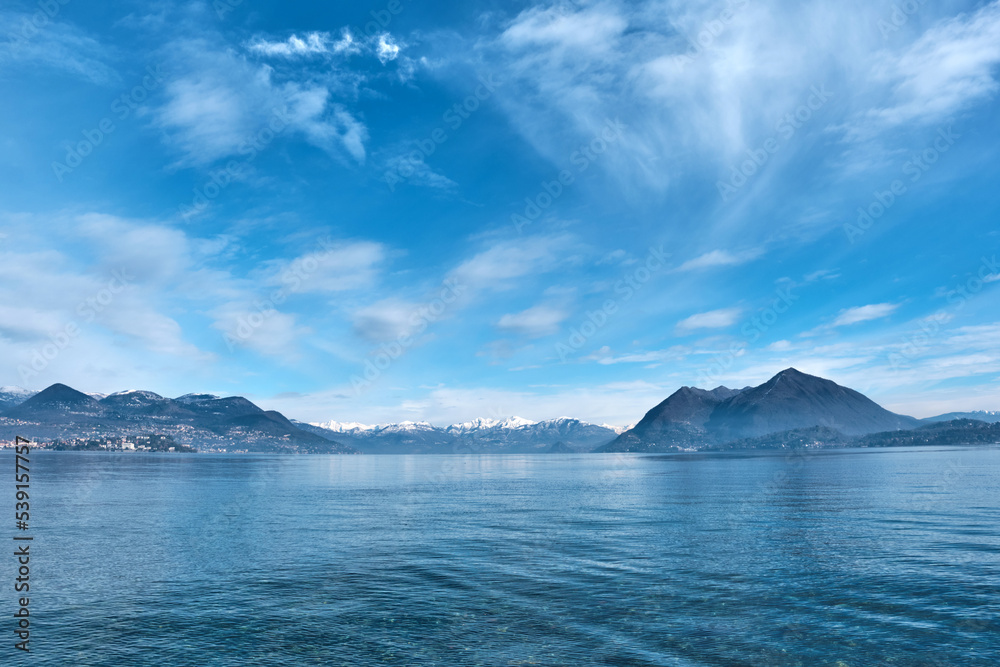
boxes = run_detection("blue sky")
[1,0,998,425]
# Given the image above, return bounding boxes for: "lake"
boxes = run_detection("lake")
[4,446,999,665]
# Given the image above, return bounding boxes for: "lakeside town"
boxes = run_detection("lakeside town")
[0,433,195,452]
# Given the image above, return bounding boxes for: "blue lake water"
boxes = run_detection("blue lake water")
[3,446,999,666]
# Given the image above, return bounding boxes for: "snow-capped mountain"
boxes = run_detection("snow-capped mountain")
[0,386,36,409]
[301,415,620,454]
[312,421,377,433]
[445,416,536,434]
[376,421,437,433]
[300,419,453,454]
[311,420,437,434]
[175,393,222,405]
[102,390,169,407]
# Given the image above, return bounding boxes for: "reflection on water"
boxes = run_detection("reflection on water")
[5,447,999,666]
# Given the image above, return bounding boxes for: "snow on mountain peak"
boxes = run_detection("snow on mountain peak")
[498,416,536,428]
[175,393,221,404]
[445,417,496,432]
[446,416,536,432]
[312,421,376,433]
[108,390,164,399]
[314,416,627,435]
[377,421,435,433]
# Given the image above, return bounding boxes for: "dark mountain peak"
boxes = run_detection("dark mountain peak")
[603,368,921,452]
[670,385,741,401]
[766,367,823,388]
[4,383,103,418]
[178,396,265,426]
[99,390,198,418]
[707,386,741,400]
[26,383,100,407]
[708,369,918,438]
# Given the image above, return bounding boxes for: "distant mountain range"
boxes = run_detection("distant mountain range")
[921,410,1000,423]
[297,416,623,454]
[1,371,997,454]
[0,386,36,410]
[0,384,357,454]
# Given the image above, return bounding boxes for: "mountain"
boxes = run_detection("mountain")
[298,420,457,454]
[5,383,105,419]
[446,416,537,435]
[923,410,1000,424]
[13,372,981,455]
[855,419,1000,447]
[311,421,378,433]
[220,411,356,453]
[175,393,221,404]
[601,385,744,452]
[0,386,36,410]
[694,419,1000,451]
[444,416,612,453]
[706,368,918,439]
[100,390,197,418]
[0,383,357,454]
[301,416,621,454]
[602,368,919,452]
[705,426,851,451]
[505,417,618,452]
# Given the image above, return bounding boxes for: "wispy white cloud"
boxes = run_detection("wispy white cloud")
[676,307,743,333]
[589,346,689,365]
[449,234,576,291]
[259,241,387,294]
[264,379,671,427]
[476,0,862,193]
[0,12,119,85]
[500,4,628,52]
[154,38,369,165]
[675,248,764,271]
[0,214,218,377]
[803,268,840,282]
[496,305,568,338]
[831,302,899,327]
[382,152,457,191]
[351,298,425,344]
[853,0,1000,137]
